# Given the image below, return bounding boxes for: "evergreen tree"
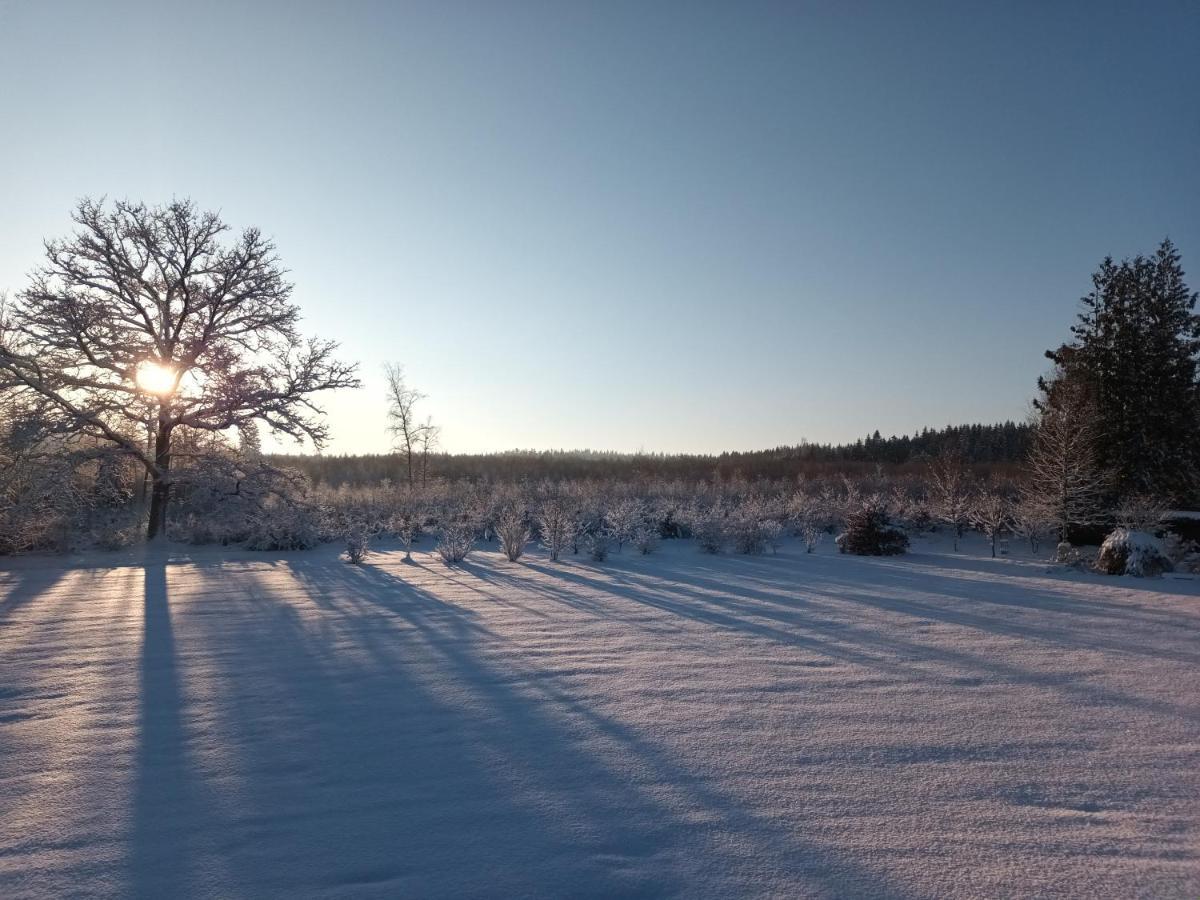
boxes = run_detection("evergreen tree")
[1041,239,1200,504]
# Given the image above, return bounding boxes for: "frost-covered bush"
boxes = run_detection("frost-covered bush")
[244,502,321,551]
[87,511,143,552]
[344,525,371,564]
[604,498,643,552]
[436,520,475,565]
[727,504,775,555]
[170,452,314,547]
[1096,528,1173,577]
[687,504,726,554]
[537,499,576,562]
[838,497,908,556]
[799,523,823,553]
[762,519,785,554]
[390,508,421,561]
[1012,495,1054,554]
[632,525,660,555]
[0,412,89,554]
[495,507,531,562]
[584,529,612,562]
[971,490,1014,559]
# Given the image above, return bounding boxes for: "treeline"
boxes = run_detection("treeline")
[270,421,1031,487]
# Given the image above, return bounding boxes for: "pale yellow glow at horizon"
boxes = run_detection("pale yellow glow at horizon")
[135,361,177,396]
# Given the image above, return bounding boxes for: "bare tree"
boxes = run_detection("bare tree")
[0,199,359,539]
[1114,494,1168,532]
[971,489,1013,558]
[418,415,440,487]
[1010,493,1054,554]
[384,364,428,487]
[928,447,973,551]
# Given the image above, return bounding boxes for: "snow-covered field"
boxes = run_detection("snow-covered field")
[2,536,1198,899]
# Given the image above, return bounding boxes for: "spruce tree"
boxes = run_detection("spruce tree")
[1041,239,1200,504]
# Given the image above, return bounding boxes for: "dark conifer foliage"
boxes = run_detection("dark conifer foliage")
[1041,239,1200,504]
[272,421,1031,487]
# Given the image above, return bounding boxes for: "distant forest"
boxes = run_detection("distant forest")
[271,421,1032,486]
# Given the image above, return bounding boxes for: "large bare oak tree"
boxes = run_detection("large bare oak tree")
[0,198,360,539]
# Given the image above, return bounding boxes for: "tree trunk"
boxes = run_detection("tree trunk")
[146,417,173,541]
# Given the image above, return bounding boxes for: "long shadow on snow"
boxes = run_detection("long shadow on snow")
[130,558,216,899]
[520,556,1197,723]
[266,557,913,898]
[647,550,1200,666]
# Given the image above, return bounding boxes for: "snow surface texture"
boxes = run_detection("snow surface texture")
[1,536,1198,899]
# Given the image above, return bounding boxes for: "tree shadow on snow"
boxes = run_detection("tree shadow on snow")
[179,555,910,898]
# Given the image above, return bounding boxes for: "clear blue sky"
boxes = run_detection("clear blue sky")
[2,1,1197,454]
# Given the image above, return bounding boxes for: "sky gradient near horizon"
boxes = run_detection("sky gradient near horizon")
[2,1,1198,455]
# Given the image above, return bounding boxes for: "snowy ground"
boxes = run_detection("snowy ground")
[1,535,1198,899]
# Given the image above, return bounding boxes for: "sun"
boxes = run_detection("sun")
[135,361,177,396]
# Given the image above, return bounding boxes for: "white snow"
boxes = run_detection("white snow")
[2,536,1199,898]
[1099,528,1173,576]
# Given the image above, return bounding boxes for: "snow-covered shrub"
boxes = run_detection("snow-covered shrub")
[604,498,643,552]
[436,521,475,565]
[584,529,612,562]
[88,512,143,552]
[0,418,86,554]
[537,499,576,562]
[838,497,908,556]
[244,502,321,551]
[971,490,1014,558]
[1054,541,1076,563]
[789,490,830,553]
[687,504,726,554]
[390,508,421,561]
[1012,494,1054,555]
[1097,528,1173,577]
[720,501,777,556]
[495,507,531,562]
[344,525,371,564]
[632,525,660,555]
[762,519,785,554]
[799,523,823,553]
[171,453,314,547]
[729,507,769,555]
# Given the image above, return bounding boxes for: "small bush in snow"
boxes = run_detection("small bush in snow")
[762,519,785,554]
[344,525,371,564]
[436,521,475,565]
[971,490,1014,559]
[604,498,643,552]
[537,499,576,562]
[585,529,612,562]
[1097,528,1173,577]
[633,525,660,555]
[799,522,824,553]
[688,505,726,554]
[244,503,321,551]
[495,508,531,562]
[391,510,420,561]
[838,497,908,556]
